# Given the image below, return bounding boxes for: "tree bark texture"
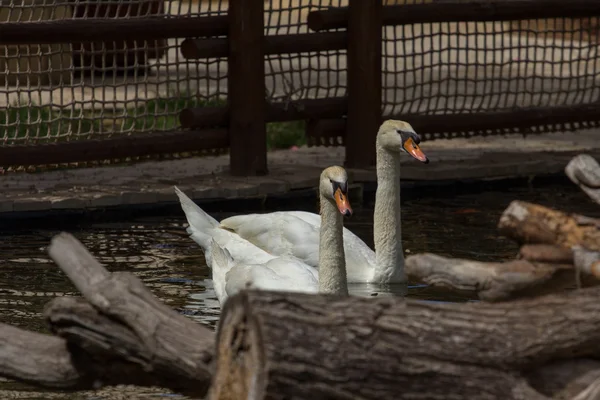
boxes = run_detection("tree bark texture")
[0,314,205,393]
[43,296,211,395]
[497,200,600,250]
[0,323,89,389]
[210,289,600,400]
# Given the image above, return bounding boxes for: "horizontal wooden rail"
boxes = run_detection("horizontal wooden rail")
[307,0,600,31]
[308,103,600,140]
[0,129,228,168]
[0,16,228,45]
[179,97,347,128]
[180,32,347,59]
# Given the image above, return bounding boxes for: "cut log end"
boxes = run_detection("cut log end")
[211,296,264,400]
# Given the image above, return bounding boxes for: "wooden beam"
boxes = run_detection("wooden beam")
[179,97,347,129]
[180,32,347,59]
[307,0,600,31]
[306,103,600,142]
[227,0,267,176]
[344,0,381,168]
[0,129,228,168]
[0,16,228,44]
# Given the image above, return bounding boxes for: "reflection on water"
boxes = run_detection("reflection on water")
[0,181,598,398]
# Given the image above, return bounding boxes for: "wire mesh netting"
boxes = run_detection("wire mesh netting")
[381,0,600,138]
[1,0,599,147]
[0,0,229,147]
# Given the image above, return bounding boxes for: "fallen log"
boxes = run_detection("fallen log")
[44,297,211,394]
[405,252,593,301]
[0,317,198,392]
[0,233,215,396]
[498,200,600,250]
[211,289,600,400]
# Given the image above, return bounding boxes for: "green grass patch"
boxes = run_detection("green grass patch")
[119,97,227,132]
[1,97,307,149]
[0,105,99,142]
[266,120,306,150]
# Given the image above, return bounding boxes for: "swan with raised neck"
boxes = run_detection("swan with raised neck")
[211,120,429,286]
[318,165,352,294]
[373,120,428,283]
[174,165,354,307]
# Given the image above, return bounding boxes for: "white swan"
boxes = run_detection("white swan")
[218,120,429,284]
[175,166,353,306]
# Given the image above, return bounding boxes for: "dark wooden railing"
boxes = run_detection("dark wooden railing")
[1,0,600,175]
[180,0,600,172]
[0,14,230,169]
[0,16,228,43]
[307,0,600,31]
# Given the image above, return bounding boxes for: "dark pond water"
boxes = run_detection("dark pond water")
[1,178,598,398]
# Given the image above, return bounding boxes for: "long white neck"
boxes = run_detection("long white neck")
[318,195,348,295]
[373,142,406,283]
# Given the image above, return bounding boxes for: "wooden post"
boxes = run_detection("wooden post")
[345,0,382,168]
[228,0,267,176]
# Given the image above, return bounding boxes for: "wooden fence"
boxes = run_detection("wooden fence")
[1,0,600,176]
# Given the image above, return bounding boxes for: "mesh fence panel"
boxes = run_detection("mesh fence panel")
[381,1,600,122]
[1,0,599,147]
[0,0,228,146]
[265,0,600,140]
[264,0,347,103]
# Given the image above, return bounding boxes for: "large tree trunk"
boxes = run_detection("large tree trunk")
[497,200,600,250]
[210,289,600,400]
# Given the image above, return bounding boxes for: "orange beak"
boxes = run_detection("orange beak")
[334,188,353,217]
[403,137,429,163]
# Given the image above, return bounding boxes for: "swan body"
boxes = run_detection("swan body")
[219,120,429,284]
[220,211,376,282]
[176,166,352,306]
